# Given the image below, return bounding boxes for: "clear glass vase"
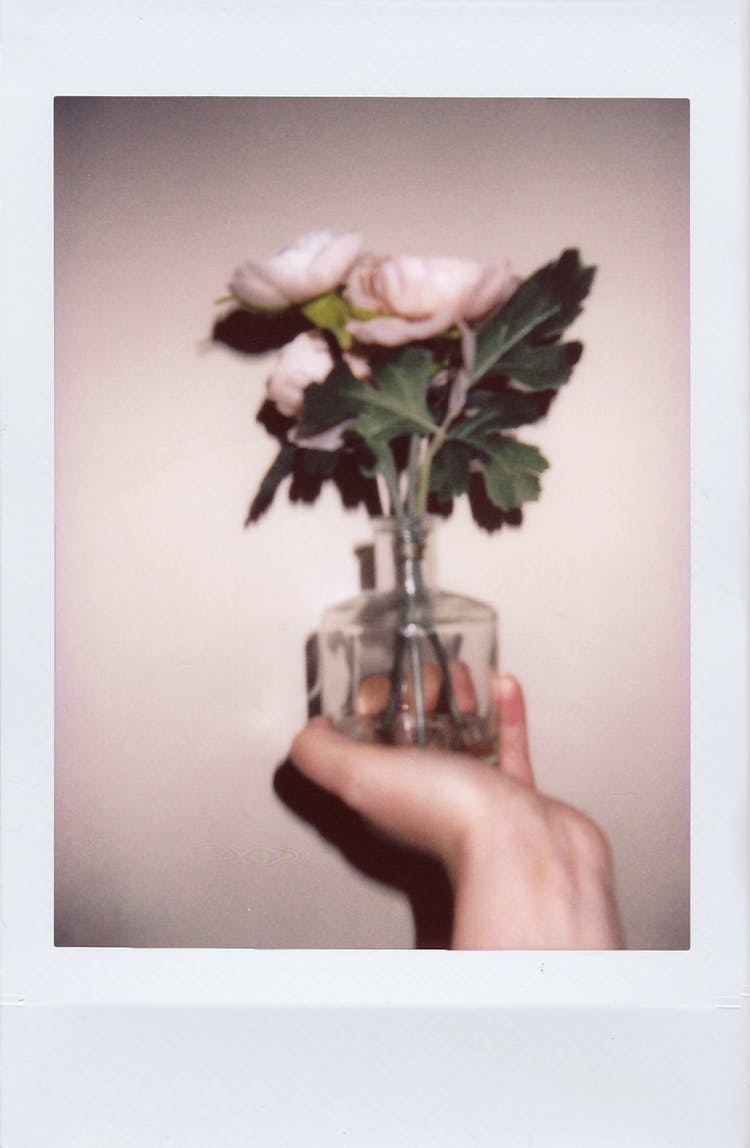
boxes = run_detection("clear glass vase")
[319,515,498,762]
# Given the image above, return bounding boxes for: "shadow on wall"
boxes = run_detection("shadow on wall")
[273,757,454,950]
[273,560,453,950]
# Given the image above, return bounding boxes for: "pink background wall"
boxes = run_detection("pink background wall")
[54,98,689,949]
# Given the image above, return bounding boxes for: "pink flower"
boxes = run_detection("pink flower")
[266,332,369,420]
[346,254,519,346]
[230,229,363,310]
[266,331,334,417]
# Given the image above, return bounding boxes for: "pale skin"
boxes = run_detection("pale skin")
[291,674,625,950]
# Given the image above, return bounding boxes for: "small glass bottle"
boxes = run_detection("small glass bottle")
[319,515,498,762]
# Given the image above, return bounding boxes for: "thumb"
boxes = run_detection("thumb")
[493,674,535,787]
[290,718,489,862]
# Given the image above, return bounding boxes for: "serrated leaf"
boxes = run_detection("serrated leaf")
[491,340,582,390]
[473,249,595,382]
[453,386,556,437]
[245,443,296,524]
[297,360,366,436]
[301,292,353,349]
[429,440,472,501]
[297,349,439,457]
[477,435,549,511]
[534,252,596,341]
[348,346,438,455]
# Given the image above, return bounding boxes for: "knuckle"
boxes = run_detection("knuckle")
[565,809,613,870]
[444,766,500,859]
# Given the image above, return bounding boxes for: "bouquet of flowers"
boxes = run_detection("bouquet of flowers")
[213,230,594,752]
[214,229,594,528]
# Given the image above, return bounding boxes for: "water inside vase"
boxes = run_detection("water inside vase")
[335,711,498,764]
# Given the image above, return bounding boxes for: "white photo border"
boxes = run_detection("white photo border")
[1,0,747,1143]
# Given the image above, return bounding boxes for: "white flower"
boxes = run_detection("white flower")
[230,229,363,310]
[266,331,334,417]
[346,253,519,346]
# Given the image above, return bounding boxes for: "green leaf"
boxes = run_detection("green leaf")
[473,249,595,382]
[348,303,380,320]
[301,292,353,349]
[489,340,582,390]
[429,440,473,501]
[348,346,438,456]
[245,443,296,524]
[534,251,596,341]
[477,435,549,511]
[454,386,556,436]
[297,347,438,469]
[297,360,365,436]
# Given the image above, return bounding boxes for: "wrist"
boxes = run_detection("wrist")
[449,788,625,950]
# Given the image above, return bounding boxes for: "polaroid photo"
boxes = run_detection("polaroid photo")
[1,2,747,1145]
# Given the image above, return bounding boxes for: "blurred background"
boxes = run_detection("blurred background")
[54,97,689,949]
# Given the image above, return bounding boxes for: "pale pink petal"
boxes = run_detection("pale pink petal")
[266,376,307,418]
[229,263,289,309]
[428,368,452,390]
[380,257,476,317]
[265,230,363,303]
[289,420,351,451]
[347,309,456,347]
[266,331,334,416]
[446,321,476,418]
[344,254,383,311]
[342,350,371,380]
[461,263,520,320]
[231,230,363,309]
[344,253,518,336]
[376,257,440,317]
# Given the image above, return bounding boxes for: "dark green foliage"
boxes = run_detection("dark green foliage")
[245,443,297,524]
[429,441,473,502]
[473,249,594,384]
[239,250,594,531]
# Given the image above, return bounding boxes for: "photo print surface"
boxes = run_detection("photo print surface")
[54,97,689,949]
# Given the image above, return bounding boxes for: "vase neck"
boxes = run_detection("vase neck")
[372,515,436,596]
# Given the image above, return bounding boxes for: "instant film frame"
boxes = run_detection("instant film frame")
[1,1,747,1145]
[52,95,690,953]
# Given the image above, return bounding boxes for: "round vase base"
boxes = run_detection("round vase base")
[334,711,498,764]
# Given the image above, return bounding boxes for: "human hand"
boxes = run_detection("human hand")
[353,658,478,718]
[291,674,625,949]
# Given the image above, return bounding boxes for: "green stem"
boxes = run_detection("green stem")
[416,322,478,513]
[380,447,405,516]
[415,413,455,514]
[383,631,405,730]
[427,630,466,728]
[406,434,421,515]
[407,630,428,745]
